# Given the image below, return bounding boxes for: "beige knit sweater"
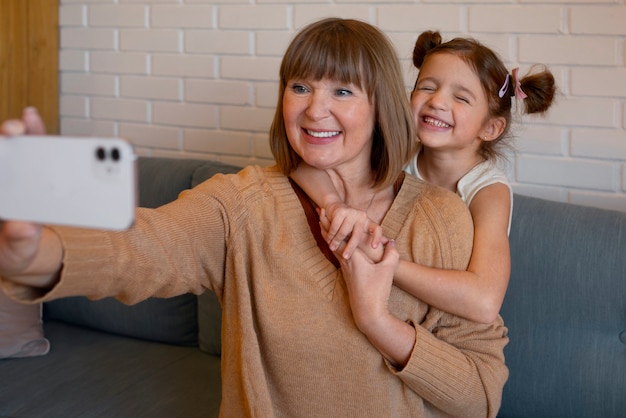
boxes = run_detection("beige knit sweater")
[9,165,509,417]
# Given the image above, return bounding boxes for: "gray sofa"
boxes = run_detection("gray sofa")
[1,156,624,417]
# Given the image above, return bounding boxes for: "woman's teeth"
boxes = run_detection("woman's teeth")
[306,129,340,138]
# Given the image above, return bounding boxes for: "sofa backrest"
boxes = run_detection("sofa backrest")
[498,194,626,417]
[43,157,236,347]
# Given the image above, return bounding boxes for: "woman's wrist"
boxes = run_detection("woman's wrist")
[357,310,415,368]
[17,225,64,290]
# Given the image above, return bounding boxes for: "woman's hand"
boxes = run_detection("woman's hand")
[338,241,398,329]
[333,236,416,368]
[0,108,63,290]
[1,107,47,136]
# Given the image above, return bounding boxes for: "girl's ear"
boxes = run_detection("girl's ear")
[480,117,506,142]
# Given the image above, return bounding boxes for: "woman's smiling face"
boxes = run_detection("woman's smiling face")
[283,77,375,173]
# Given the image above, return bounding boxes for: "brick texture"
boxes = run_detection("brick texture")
[57,1,626,211]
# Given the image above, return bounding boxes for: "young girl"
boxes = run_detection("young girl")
[291,30,556,324]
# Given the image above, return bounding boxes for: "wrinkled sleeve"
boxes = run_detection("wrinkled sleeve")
[393,314,509,418]
[2,173,241,305]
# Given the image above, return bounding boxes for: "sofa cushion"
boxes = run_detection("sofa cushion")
[137,156,209,208]
[192,160,242,356]
[499,194,626,417]
[0,321,221,418]
[191,160,243,188]
[44,295,198,346]
[0,290,49,358]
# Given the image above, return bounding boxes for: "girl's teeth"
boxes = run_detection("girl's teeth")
[424,117,450,128]
[306,130,340,138]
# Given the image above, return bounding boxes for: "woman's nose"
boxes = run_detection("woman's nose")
[305,92,330,120]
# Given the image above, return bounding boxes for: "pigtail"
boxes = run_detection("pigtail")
[410,30,558,162]
[517,65,557,115]
[412,31,442,69]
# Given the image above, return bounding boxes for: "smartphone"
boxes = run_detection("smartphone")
[0,135,137,230]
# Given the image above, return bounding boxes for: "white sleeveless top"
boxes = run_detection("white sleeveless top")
[405,153,514,235]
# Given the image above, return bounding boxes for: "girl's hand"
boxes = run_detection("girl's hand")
[322,203,385,259]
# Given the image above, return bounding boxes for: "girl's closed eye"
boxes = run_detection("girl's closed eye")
[416,81,436,92]
[453,85,477,104]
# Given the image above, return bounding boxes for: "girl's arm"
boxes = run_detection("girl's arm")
[394,183,511,324]
[291,163,383,258]
[290,162,344,210]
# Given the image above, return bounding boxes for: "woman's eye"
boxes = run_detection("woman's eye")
[291,84,308,94]
[336,88,352,97]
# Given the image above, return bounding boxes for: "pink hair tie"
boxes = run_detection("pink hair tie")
[512,67,528,100]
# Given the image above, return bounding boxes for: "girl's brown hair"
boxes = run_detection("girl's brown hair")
[271,18,418,188]
[413,31,556,161]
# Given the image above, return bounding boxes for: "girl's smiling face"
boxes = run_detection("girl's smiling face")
[283,77,375,175]
[411,52,499,155]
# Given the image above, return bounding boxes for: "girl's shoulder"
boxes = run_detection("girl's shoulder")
[457,161,511,207]
[460,162,514,235]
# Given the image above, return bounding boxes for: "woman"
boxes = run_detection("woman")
[0,18,508,417]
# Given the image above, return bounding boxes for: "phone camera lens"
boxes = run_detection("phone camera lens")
[96,147,106,161]
[111,147,120,161]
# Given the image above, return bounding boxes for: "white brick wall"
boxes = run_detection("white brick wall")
[58,0,626,212]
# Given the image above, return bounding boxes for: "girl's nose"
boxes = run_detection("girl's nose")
[427,90,447,110]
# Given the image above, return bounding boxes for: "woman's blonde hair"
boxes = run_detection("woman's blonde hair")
[270,18,418,188]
